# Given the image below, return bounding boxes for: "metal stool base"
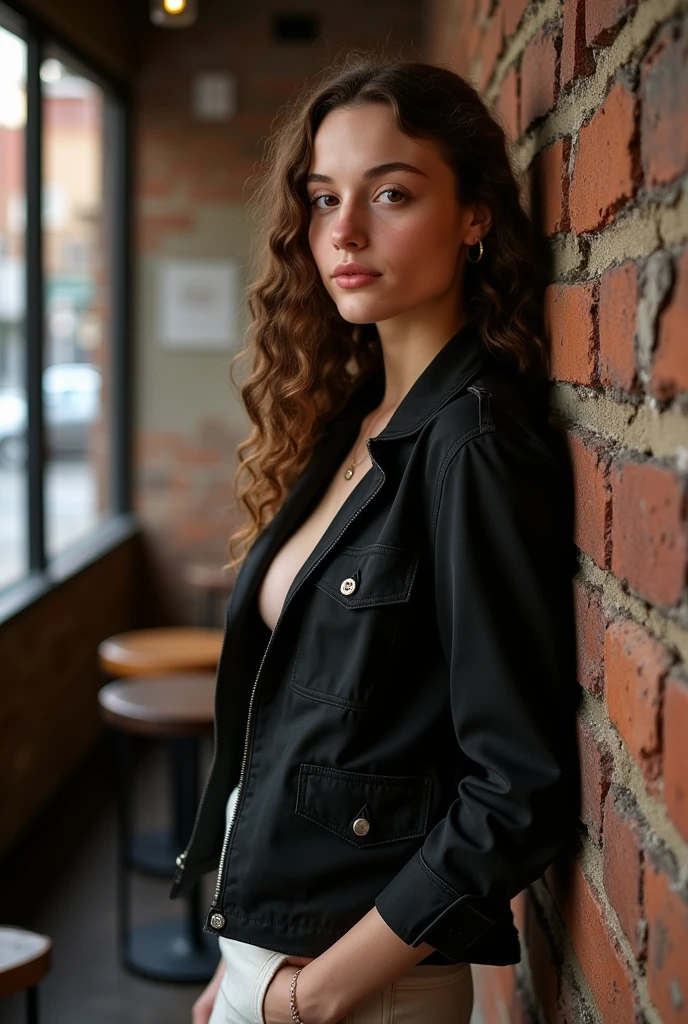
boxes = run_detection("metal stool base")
[122,918,220,983]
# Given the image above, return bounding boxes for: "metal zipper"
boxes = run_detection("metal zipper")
[206,437,386,931]
[171,607,231,891]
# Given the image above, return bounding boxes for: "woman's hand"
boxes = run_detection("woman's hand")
[191,956,226,1024]
[261,955,317,1024]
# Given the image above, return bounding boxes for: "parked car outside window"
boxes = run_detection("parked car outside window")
[0,363,102,467]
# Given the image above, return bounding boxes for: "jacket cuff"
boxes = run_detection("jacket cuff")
[374,850,495,961]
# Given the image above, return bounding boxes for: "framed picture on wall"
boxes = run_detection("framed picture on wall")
[157,258,240,350]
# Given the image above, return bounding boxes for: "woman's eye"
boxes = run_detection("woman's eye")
[308,188,407,209]
[377,188,406,204]
[309,194,337,209]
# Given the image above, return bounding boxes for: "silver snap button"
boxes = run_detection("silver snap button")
[352,817,370,836]
[210,912,226,929]
[340,577,357,595]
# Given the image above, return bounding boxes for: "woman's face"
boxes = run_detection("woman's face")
[306,102,479,327]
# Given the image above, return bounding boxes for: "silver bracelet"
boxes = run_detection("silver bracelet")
[289,966,305,1023]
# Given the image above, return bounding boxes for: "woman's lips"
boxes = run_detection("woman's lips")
[333,273,382,288]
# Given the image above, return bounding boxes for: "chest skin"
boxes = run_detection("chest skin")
[257,398,402,631]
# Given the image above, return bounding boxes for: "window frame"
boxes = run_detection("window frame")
[0,1,135,625]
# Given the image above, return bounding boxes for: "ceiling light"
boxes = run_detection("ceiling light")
[150,0,198,27]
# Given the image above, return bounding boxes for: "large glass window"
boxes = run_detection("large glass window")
[0,24,27,590]
[42,56,110,558]
[0,3,127,603]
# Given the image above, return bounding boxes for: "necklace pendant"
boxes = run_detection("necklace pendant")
[344,466,354,480]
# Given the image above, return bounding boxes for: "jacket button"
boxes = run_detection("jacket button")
[210,912,226,930]
[352,817,370,836]
[340,577,357,595]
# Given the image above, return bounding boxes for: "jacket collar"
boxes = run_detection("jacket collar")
[327,316,497,442]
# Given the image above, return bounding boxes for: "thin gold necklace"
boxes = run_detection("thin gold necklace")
[343,408,390,480]
[344,435,368,480]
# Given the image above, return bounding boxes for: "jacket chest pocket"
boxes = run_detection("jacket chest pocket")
[296,763,432,846]
[291,543,418,711]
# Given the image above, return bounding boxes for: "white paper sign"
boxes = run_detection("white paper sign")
[157,259,239,350]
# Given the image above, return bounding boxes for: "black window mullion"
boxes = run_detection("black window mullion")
[104,93,132,516]
[25,31,46,573]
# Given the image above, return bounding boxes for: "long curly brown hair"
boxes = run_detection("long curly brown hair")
[225,52,548,571]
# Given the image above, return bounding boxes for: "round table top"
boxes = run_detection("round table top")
[98,627,224,677]
[98,673,216,737]
[0,927,52,998]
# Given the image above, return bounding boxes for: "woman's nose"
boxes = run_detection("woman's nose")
[330,203,367,250]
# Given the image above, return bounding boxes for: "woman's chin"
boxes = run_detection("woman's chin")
[334,299,392,326]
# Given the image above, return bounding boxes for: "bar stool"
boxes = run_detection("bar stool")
[0,927,51,1024]
[181,563,233,628]
[98,674,220,983]
[97,628,223,878]
[98,627,223,678]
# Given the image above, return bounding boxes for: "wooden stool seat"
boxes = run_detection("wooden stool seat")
[98,627,223,677]
[0,926,51,999]
[98,674,215,738]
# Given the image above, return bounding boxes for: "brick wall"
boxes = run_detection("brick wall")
[428,1,688,1021]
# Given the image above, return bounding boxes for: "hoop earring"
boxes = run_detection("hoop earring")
[466,238,484,264]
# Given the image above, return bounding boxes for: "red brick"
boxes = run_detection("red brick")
[520,28,558,133]
[577,716,613,843]
[650,248,688,400]
[526,899,559,1022]
[478,9,505,90]
[611,460,688,606]
[644,858,688,1024]
[561,861,637,1020]
[567,431,612,569]
[602,788,645,958]
[599,261,639,391]
[561,0,595,90]
[532,138,571,236]
[586,0,636,47]
[569,79,640,234]
[605,620,673,789]
[573,581,606,695]
[545,281,598,385]
[137,213,193,253]
[497,64,519,142]
[664,673,688,843]
[503,0,529,38]
[641,19,688,188]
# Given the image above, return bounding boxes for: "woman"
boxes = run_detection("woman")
[174,54,580,1024]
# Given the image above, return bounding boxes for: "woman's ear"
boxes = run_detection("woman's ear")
[465,202,493,243]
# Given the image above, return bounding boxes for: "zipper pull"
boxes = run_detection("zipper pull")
[171,849,187,889]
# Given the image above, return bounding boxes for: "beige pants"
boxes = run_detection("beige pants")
[209,934,474,1024]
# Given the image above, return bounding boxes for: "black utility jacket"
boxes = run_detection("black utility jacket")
[170,319,581,967]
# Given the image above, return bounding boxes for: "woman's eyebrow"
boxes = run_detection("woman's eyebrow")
[306,161,429,184]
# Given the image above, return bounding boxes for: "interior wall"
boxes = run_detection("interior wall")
[0,537,141,854]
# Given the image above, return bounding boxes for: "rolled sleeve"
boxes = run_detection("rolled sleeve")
[375,426,579,959]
